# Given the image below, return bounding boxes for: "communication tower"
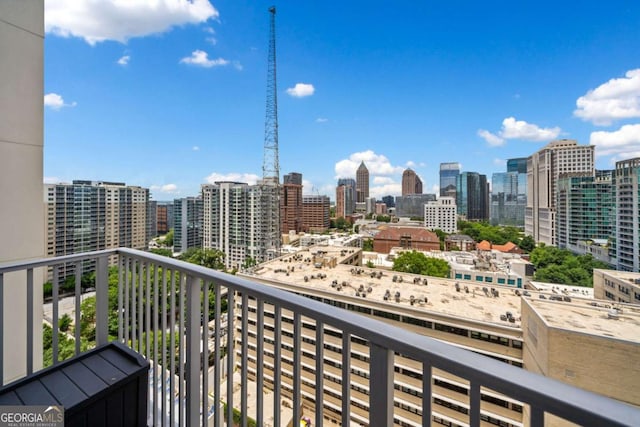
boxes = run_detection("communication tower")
[261,6,281,259]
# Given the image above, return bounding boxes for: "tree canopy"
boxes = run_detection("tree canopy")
[178,248,226,270]
[392,251,450,278]
[457,221,535,253]
[529,245,610,287]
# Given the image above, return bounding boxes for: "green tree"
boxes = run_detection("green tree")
[179,248,225,270]
[392,251,450,278]
[362,239,373,251]
[519,235,536,253]
[150,248,173,257]
[163,228,174,247]
[59,313,72,332]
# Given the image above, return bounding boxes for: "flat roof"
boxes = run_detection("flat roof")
[246,246,640,342]
[249,246,525,330]
[526,298,640,343]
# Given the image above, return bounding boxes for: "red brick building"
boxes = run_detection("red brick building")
[373,226,440,254]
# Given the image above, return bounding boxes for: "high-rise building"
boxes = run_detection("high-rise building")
[381,195,395,208]
[156,201,174,235]
[402,168,423,196]
[491,158,527,227]
[45,181,150,277]
[507,157,528,174]
[613,158,640,271]
[424,197,457,233]
[440,162,460,198]
[281,172,303,233]
[336,178,356,218]
[457,172,489,221]
[173,196,203,254]
[356,161,369,203]
[395,194,436,218]
[147,200,158,241]
[202,181,278,269]
[302,195,330,232]
[525,139,595,245]
[556,170,614,251]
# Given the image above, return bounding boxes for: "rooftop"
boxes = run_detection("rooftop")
[247,246,640,343]
[527,298,640,343]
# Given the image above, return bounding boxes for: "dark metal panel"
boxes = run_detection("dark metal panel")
[15,380,57,405]
[0,390,22,405]
[82,354,127,385]
[40,370,88,408]
[61,362,108,397]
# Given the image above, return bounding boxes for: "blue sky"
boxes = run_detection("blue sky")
[44,0,640,201]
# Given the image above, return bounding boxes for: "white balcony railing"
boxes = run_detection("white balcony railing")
[1,248,639,426]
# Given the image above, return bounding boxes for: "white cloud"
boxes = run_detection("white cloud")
[316,117,328,123]
[204,172,260,185]
[574,69,640,125]
[500,117,561,141]
[192,146,200,151]
[45,0,218,45]
[477,129,505,146]
[232,61,243,71]
[590,124,640,157]
[478,117,561,146]
[180,50,229,68]
[286,83,315,98]
[405,161,425,168]
[44,177,62,184]
[369,184,401,200]
[117,55,130,66]
[150,183,179,194]
[335,150,404,178]
[44,93,76,110]
[493,158,507,167]
[373,176,394,185]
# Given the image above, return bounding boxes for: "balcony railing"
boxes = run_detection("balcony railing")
[1,248,639,426]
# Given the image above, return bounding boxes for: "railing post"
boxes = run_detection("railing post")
[369,342,394,426]
[95,255,109,346]
[0,272,4,385]
[186,274,200,427]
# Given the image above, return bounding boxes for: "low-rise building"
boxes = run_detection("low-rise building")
[373,226,440,254]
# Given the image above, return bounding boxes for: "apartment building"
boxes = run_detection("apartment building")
[525,139,595,246]
[556,170,614,251]
[490,158,527,227]
[613,158,640,272]
[156,201,174,235]
[424,197,457,234]
[202,181,274,269]
[302,195,330,232]
[239,246,640,427]
[45,181,149,276]
[281,172,303,233]
[173,196,203,254]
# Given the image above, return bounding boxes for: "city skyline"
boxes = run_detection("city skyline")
[44,1,640,200]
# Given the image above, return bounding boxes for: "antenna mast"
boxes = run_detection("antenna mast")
[262,6,281,259]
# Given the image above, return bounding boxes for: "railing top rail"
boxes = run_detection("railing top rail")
[3,248,639,426]
[0,249,117,274]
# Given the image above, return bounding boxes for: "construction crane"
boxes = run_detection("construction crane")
[261,6,281,260]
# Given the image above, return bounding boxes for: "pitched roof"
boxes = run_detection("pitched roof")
[477,240,521,253]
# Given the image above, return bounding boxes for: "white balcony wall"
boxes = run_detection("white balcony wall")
[0,0,45,383]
